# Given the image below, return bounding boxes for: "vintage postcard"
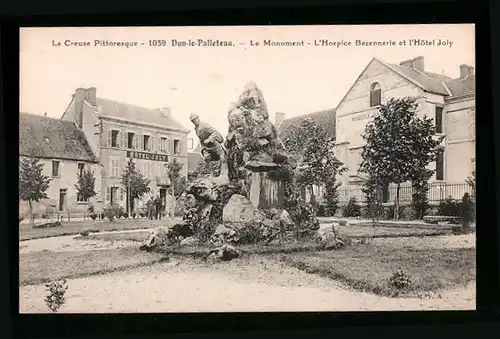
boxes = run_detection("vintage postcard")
[19,24,476,313]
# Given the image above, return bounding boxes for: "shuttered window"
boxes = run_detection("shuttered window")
[137,133,143,150]
[121,130,127,148]
[109,157,121,177]
[160,137,168,153]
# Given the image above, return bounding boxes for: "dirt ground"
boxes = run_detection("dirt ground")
[19,228,476,313]
[19,254,475,313]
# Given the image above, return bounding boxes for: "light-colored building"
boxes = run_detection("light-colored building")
[19,112,101,218]
[61,87,190,213]
[334,56,475,202]
[276,56,475,204]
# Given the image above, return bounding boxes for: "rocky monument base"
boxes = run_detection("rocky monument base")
[139,82,343,258]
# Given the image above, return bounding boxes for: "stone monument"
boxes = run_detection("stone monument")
[139,81,332,252]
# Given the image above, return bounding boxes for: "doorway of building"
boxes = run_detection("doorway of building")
[59,189,67,211]
[159,188,167,215]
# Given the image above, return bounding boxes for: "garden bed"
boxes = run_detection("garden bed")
[278,243,475,298]
[19,247,166,286]
[19,219,174,241]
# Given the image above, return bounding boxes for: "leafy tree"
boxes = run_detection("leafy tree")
[166,159,187,198]
[121,159,150,213]
[283,117,346,205]
[359,97,442,220]
[19,157,51,224]
[411,171,432,219]
[74,168,97,202]
[323,178,341,216]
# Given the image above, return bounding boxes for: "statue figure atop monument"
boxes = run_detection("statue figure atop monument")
[189,113,225,177]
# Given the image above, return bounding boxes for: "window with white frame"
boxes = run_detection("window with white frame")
[127,132,136,149]
[173,139,181,155]
[108,129,120,148]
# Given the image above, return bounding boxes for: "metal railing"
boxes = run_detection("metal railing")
[337,181,474,204]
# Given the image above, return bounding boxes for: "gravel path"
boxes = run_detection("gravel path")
[19,229,151,254]
[19,228,476,313]
[19,256,475,313]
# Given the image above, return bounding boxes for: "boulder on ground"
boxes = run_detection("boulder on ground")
[171,221,195,238]
[32,220,62,229]
[206,244,241,262]
[210,224,239,246]
[316,229,345,250]
[279,209,294,231]
[222,194,255,223]
[180,236,200,247]
[139,226,179,251]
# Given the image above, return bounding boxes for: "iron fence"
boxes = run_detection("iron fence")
[337,181,474,205]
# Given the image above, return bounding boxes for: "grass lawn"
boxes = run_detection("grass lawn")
[19,219,175,241]
[278,243,476,298]
[335,224,451,238]
[73,231,150,243]
[19,247,166,286]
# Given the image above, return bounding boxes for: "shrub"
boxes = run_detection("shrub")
[388,268,412,290]
[438,196,461,217]
[123,212,129,219]
[132,213,137,219]
[460,193,475,228]
[89,213,97,220]
[338,220,348,226]
[382,205,395,220]
[342,197,361,217]
[237,222,265,245]
[425,207,439,216]
[399,205,418,220]
[44,279,68,312]
[316,204,326,217]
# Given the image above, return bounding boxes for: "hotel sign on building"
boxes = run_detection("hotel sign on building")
[127,150,169,162]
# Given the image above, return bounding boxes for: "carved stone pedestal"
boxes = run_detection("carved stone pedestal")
[249,172,285,210]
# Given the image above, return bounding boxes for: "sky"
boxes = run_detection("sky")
[20,24,475,142]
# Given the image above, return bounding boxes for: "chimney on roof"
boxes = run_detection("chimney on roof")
[460,64,474,78]
[275,112,286,129]
[74,88,86,129]
[399,59,413,68]
[85,87,97,106]
[158,107,171,117]
[412,56,425,72]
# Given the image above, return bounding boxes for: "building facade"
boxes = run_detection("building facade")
[334,56,475,202]
[61,87,190,213]
[19,113,101,218]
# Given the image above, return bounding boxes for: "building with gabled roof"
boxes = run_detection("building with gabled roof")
[19,112,101,218]
[334,56,475,203]
[61,87,190,215]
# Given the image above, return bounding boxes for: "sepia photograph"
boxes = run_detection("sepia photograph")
[18,24,476,313]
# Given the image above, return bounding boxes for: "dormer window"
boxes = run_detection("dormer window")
[369,82,382,107]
